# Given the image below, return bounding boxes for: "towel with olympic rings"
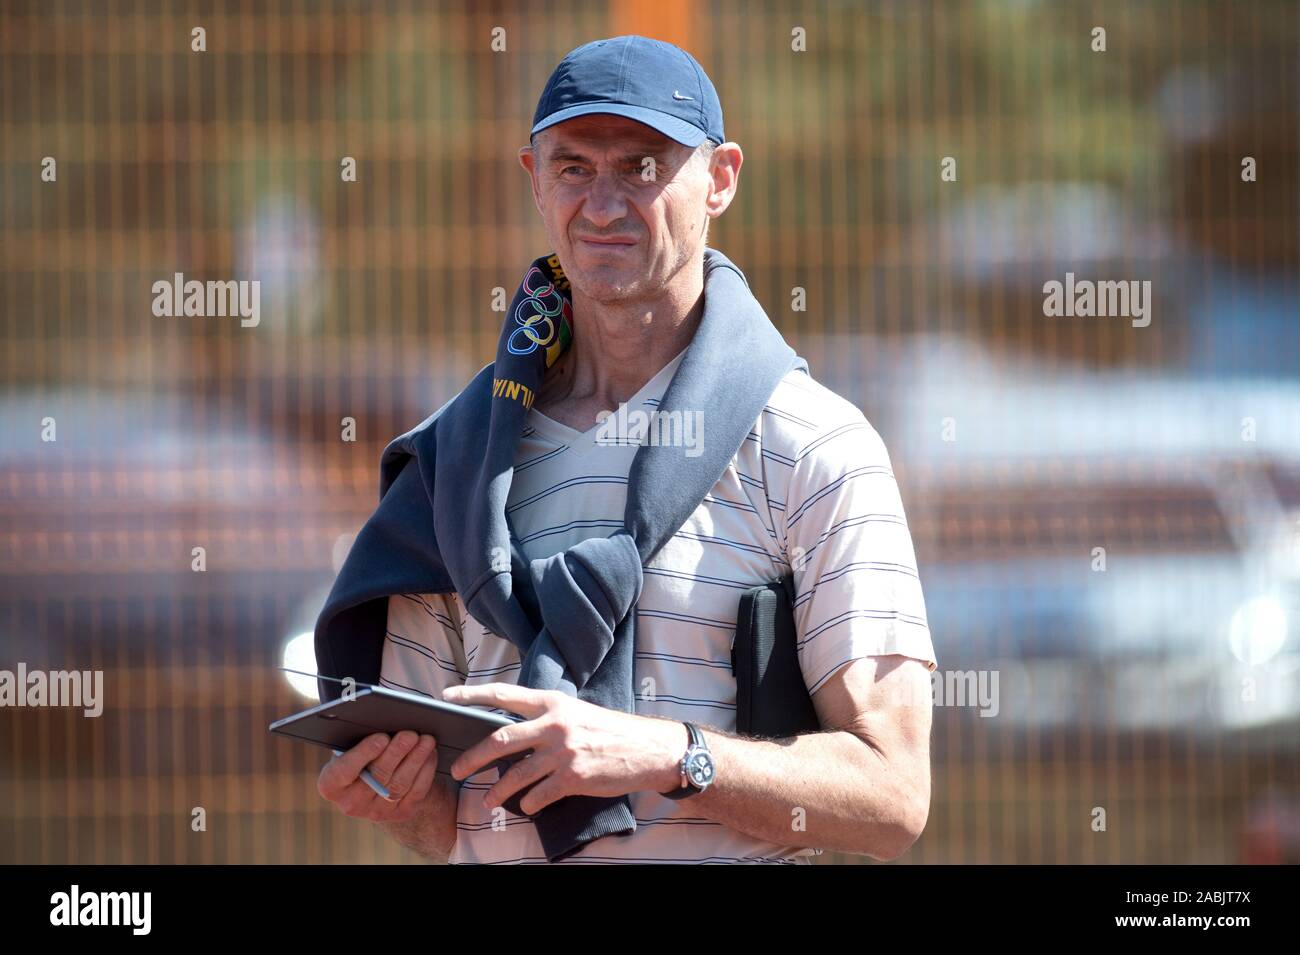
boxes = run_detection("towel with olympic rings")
[506,255,573,367]
[491,253,575,411]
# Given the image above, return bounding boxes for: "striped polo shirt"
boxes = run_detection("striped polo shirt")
[380,345,937,864]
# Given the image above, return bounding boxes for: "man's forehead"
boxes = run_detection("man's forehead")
[538,115,679,155]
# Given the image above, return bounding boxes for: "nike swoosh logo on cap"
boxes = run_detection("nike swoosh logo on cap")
[672,91,694,101]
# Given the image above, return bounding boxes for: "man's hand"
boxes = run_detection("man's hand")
[441,683,684,815]
[317,730,439,824]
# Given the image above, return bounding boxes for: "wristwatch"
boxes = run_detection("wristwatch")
[659,721,715,800]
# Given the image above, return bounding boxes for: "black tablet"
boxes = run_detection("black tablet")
[269,685,529,779]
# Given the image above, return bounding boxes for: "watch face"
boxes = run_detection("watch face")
[685,749,715,788]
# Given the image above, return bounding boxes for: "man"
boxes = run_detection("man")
[317,35,936,864]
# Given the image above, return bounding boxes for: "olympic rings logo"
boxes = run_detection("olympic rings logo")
[508,266,568,356]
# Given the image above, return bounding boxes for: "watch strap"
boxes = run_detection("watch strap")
[659,721,709,800]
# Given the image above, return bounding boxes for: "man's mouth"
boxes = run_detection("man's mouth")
[576,235,638,247]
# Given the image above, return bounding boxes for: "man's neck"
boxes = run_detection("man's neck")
[534,257,705,432]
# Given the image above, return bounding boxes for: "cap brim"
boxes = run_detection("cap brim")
[530,102,707,148]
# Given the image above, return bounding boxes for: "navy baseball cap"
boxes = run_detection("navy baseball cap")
[531,36,725,148]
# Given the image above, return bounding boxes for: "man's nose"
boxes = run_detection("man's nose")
[580,171,628,228]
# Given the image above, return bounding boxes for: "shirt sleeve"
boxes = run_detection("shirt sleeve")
[380,592,469,698]
[779,416,937,696]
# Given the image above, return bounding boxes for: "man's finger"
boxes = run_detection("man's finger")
[385,734,436,801]
[517,773,568,817]
[442,682,552,719]
[484,750,554,811]
[318,733,389,797]
[449,719,544,782]
[399,746,440,809]
[336,778,382,817]
[367,730,420,787]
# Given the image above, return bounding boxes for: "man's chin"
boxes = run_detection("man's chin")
[566,264,648,304]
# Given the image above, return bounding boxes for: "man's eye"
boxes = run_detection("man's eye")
[560,166,587,177]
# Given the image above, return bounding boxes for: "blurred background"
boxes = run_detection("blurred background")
[2,0,1298,863]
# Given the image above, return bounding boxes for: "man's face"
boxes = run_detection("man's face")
[520,114,718,304]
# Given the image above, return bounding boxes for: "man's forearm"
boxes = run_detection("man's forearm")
[377,776,460,862]
[658,721,926,860]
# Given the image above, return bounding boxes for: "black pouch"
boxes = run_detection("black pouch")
[731,573,821,738]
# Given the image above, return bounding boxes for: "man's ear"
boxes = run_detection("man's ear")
[519,144,543,215]
[704,142,742,222]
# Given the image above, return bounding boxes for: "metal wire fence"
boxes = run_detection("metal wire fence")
[2,0,1297,863]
